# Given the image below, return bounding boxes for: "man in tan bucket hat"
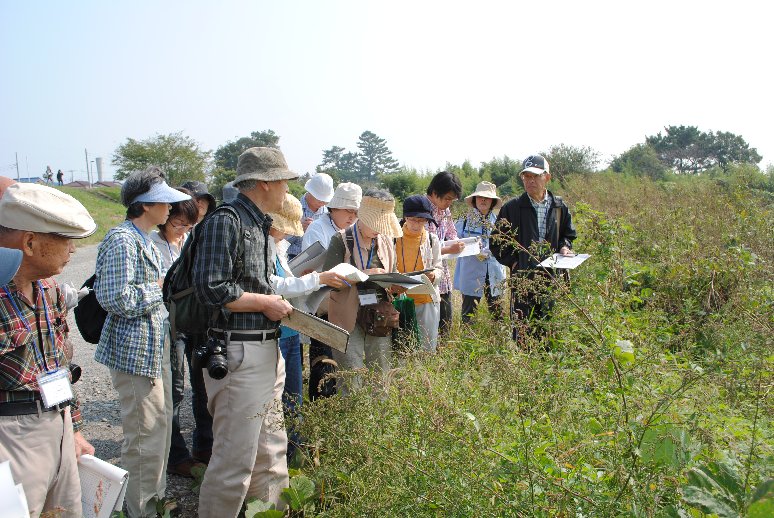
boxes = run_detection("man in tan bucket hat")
[0,183,97,517]
[193,147,297,515]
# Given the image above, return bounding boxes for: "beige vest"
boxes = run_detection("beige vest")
[328,229,396,332]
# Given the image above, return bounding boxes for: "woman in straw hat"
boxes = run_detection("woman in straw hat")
[268,194,347,459]
[454,181,507,323]
[322,188,403,396]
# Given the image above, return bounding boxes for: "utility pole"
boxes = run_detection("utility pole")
[15,152,20,180]
[84,148,92,187]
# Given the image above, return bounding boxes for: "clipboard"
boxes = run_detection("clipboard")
[282,308,350,353]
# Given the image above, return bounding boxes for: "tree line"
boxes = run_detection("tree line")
[111,124,768,200]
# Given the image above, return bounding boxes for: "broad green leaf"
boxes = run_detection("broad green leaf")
[682,486,738,518]
[245,497,279,517]
[281,475,316,509]
[613,340,635,364]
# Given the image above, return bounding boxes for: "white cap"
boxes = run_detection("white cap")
[0,183,97,238]
[328,182,362,210]
[304,173,335,203]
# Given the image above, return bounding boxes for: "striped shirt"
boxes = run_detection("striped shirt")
[94,221,167,378]
[0,279,83,430]
[426,197,458,295]
[528,191,551,241]
[193,194,279,331]
[286,193,328,257]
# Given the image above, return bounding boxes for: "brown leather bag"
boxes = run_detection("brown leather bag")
[357,299,399,337]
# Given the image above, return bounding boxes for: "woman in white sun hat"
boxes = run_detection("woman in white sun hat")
[94,166,191,518]
[454,181,507,323]
[286,173,335,259]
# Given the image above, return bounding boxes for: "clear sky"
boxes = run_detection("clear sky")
[1,0,771,183]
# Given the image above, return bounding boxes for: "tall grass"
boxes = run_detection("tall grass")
[59,187,124,246]
[296,173,773,516]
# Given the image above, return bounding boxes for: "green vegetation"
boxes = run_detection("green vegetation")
[294,172,772,516]
[59,187,124,246]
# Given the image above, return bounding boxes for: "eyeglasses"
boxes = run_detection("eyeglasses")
[169,222,194,231]
[520,173,545,181]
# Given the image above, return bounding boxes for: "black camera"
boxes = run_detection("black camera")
[194,337,229,380]
[69,363,82,384]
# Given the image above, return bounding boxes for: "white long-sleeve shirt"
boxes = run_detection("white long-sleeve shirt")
[270,239,324,312]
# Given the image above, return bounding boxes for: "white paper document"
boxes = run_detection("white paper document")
[78,454,129,518]
[405,274,436,296]
[441,237,480,259]
[0,461,28,518]
[329,263,369,283]
[288,241,326,276]
[538,253,590,270]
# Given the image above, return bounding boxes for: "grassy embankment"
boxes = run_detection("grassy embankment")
[59,187,123,246]
[290,172,773,517]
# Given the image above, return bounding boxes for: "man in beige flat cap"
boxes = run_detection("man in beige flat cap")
[0,183,97,518]
[193,147,296,516]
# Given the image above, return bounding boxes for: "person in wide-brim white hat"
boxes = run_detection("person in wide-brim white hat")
[464,181,502,210]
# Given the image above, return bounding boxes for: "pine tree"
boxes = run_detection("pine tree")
[355,131,400,182]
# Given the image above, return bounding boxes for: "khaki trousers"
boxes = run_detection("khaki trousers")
[332,324,392,396]
[198,338,288,518]
[110,339,172,518]
[0,406,81,517]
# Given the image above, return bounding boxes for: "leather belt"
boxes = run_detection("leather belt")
[0,399,68,417]
[209,329,279,342]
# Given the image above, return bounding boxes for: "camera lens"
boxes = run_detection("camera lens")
[69,363,82,384]
[207,355,228,380]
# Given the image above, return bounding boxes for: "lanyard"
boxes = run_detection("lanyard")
[353,223,374,270]
[400,233,423,273]
[162,236,179,262]
[2,282,58,373]
[131,222,148,247]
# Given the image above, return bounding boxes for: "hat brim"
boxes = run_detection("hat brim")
[132,182,192,205]
[465,192,502,210]
[271,216,304,237]
[404,211,436,222]
[234,169,300,184]
[0,247,22,285]
[359,212,403,238]
[521,167,548,176]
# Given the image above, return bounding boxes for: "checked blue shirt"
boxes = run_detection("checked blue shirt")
[94,221,167,378]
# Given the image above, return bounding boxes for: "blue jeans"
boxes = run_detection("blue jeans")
[278,334,302,461]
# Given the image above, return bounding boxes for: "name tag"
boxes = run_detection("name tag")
[358,293,378,306]
[36,368,73,408]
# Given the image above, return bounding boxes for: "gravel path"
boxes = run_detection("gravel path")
[58,244,199,514]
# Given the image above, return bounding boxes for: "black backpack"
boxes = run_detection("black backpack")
[163,204,243,340]
[73,274,107,344]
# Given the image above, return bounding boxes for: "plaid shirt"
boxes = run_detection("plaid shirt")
[286,193,328,257]
[426,197,458,294]
[193,194,279,331]
[0,279,83,430]
[528,191,551,241]
[94,221,167,378]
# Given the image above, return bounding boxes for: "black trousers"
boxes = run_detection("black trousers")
[308,316,337,400]
[509,270,557,342]
[460,275,502,324]
[439,292,452,335]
